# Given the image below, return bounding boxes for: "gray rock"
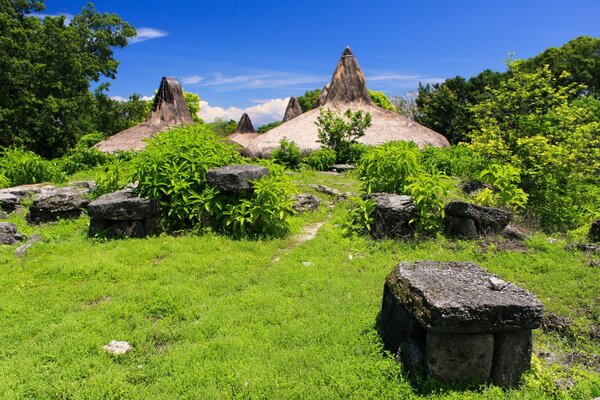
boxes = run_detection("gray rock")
[396,338,425,373]
[102,340,132,355]
[309,184,341,197]
[462,180,493,195]
[445,201,512,239]
[380,284,425,353]
[0,183,52,199]
[293,193,321,213]
[488,277,507,291]
[70,181,97,192]
[363,193,415,239]
[0,222,27,245]
[27,187,89,224]
[566,242,600,253]
[331,164,355,173]
[384,261,543,333]
[0,192,19,212]
[502,225,526,241]
[590,219,600,243]
[426,331,494,385]
[104,221,146,239]
[88,188,160,220]
[206,164,269,192]
[491,329,533,387]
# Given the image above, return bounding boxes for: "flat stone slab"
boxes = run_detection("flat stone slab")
[102,340,132,355]
[331,164,355,173]
[445,201,512,238]
[88,188,160,220]
[206,164,268,192]
[385,261,543,333]
[27,186,89,224]
[363,193,415,239]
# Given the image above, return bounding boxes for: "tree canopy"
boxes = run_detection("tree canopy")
[0,1,135,158]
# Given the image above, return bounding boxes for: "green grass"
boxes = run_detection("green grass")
[0,171,598,399]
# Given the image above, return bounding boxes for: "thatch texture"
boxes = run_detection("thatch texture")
[282,97,302,122]
[235,113,255,133]
[245,47,450,157]
[95,77,193,153]
[228,113,258,149]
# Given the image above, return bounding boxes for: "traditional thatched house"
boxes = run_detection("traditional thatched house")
[282,97,302,122]
[95,77,194,153]
[244,48,450,157]
[228,113,259,149]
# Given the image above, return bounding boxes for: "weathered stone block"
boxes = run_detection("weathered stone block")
[206,164,269,192]
[293,193,321,213]
[426,332,494,385]
[445,201,512,239]
[385,261,543,333]
[380,284,425,353]
[0,192,19,212]
[27,187,89,224]
[104,220,146,239]
[491,329,533,387]
[364,193,415,239]
[88,188,160,220]
[144,218,161,236]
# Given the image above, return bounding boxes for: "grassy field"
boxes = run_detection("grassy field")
[0,171,598,399]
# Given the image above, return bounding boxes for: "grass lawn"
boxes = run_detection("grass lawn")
[0,170,598,399]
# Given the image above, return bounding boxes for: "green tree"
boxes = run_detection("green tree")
[315,108,372,163]
[367,90,395,110]
[0,1,135,158]
[469,60,600,229]
[257,121,282,133]
[297,89,321,112]
[208,118,238,137]
[184,91,202,123]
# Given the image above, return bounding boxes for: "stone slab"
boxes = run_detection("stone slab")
[88,188,160,220]
[491,329,533,387]
[206,164,268,192]
[385,261,543,333]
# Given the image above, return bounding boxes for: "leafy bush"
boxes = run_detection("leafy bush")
[76,132,106,149]
[421,144,488,180]
[0,147,65,186]
[338,142,369,165]
[471,164,528,211]
[0,172,9,189]
[257,121,282,133]
[271,138,302,170]
[357,141,422,194]
[93,158,135,197]
[221,168,295,238]
[406,170,452,235]
[342,197,375,237]
[306,149,337,171]
[368,90,395,111]
[468,61,600,229]
[315,108,372,163]
[132,125,243,230]
[59,148,112,175]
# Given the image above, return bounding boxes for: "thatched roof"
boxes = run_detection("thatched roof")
[228,113,259,149]
[95,77,193,153]
[282,97,302,122]
[235,113,255,133]
[244,47,450,157]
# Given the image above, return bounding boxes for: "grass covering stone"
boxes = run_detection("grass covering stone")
[0,171,598,399]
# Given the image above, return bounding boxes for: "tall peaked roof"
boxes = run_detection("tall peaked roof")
[240,47,450,157]
[283,97,302,122]
[95,77,193,153]
[322,47,373,107]
[235,113,255,133]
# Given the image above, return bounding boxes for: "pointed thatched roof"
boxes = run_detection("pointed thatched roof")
[283,97,302,122]
[95,77,194,153]
[244,47,450,158]
[228,113,259,149]
[235,113,255,133]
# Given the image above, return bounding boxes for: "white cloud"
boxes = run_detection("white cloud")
[199,72,328,91]
[129,27,168,44]
[182,75,203,85]
[199,98,289,126]
[110,95,154,102]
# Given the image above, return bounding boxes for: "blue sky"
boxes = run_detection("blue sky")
[40,0,600,125]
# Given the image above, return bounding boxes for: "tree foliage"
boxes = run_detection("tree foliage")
[315,108,372,163]
[0,1,135,158]
[468,60,600,229]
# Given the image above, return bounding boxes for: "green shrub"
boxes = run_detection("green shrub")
[306,149,336,171]
[59,148,113,175]
[0,147,65,186]
[132,125,243,230]
[471,164,528,211]
[338,142,369,165]
[342,197,375,237]
[93,158,135,197]
[271,138,302,170]
[315,108,372,162]
[421,144,487,180]
[406,170,453,235]
[0,172,9,189]
[357,141,422,194]
[76,132,106,149]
